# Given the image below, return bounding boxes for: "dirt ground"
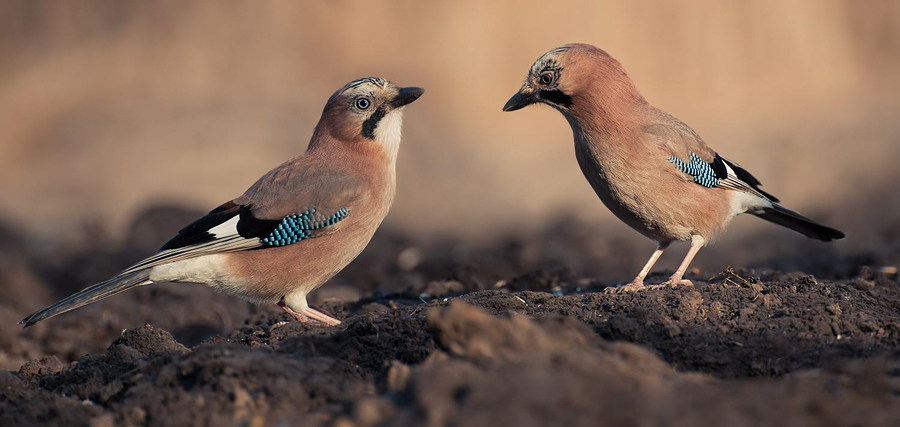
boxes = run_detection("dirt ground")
[1,205,899,426]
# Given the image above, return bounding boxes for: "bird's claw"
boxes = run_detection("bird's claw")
[604,281,646,293]
[277,299,342,326]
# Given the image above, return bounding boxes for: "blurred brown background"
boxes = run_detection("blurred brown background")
[1,0,899,271]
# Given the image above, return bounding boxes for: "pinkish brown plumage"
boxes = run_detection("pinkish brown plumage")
[504,43,843,291]
[21,78,424,327]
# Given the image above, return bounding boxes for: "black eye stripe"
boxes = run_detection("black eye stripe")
[539,90,572,108]
[361,106,386,139]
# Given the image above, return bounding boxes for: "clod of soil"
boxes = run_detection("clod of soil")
[3,274,899,426]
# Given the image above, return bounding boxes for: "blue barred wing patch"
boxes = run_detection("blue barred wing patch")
[668,152,720,188]
[260,207,349,247]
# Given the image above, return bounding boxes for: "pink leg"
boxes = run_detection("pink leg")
[663,235,705,287]
[277,299,342,326]
[607,242,669,293]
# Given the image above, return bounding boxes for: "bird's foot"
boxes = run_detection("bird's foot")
[604,280,646,293]
[302,307,342,326]
[278,302,342,326]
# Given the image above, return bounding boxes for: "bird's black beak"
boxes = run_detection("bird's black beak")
[389,87,425,108]
[502,87,538,112]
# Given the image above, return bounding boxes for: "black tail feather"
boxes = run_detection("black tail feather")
[20,270,152,328]
[752,204,845,242]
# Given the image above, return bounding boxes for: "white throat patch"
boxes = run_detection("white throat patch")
[374,109,404,162]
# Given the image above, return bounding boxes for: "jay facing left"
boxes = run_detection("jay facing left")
[21,77,424,327]
[503,44,844,291]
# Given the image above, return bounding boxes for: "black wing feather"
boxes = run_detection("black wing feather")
[719,157,780,202]
[159,201,240,250]
[710,154,729,179]
[236,205,283,238]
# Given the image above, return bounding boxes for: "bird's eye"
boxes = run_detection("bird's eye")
[539,72,555,85]
[355,97,371,110]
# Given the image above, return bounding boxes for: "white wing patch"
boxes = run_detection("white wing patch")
[208,216,240,238]
[722,161,737,178]
[117,216,261,277]
[715,160,770,201]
